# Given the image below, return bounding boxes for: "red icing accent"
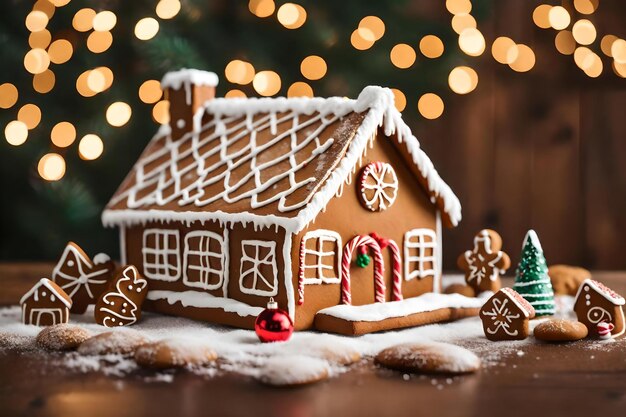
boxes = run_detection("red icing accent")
[501,287,536,318]
[589,279,624,304]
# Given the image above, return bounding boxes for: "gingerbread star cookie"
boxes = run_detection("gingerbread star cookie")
[52,242,115,314]
[457,229,511,294]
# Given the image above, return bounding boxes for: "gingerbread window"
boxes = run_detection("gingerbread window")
[403,229,437,281]
[142,229,181,281]
[183,231,225,291]
[239,240,278,296]
[300,230,342,284]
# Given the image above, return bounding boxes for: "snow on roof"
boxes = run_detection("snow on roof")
[575,278,625,306]
[500,287,535,318]
[20,278,72,308]
[161,69,219,89]
[522,229,543,252]
[102,84,461,233]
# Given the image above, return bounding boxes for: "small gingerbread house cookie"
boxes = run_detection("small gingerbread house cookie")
[20,278,72,326]
[574,279,625,338]
[480,288,535,341]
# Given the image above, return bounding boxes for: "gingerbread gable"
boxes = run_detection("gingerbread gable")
[575,279,625,306]
[102,78,461,233]
[20,278,72,308]
[500,287,535,318]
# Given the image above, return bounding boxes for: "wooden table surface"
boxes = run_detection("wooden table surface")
[1,264,625,417]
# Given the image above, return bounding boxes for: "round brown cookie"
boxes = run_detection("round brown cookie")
[548,265,591,296]
[444,283,476,298]
[257,355,330,387]
[78,330,148,355]
[0,332,36,351]
[134,339,217,369]
[36,324,91,351]
[375,342,481,374]
[533,319,588,342]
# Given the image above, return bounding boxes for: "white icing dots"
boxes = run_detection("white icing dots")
[50,294,56,302]
[128,285,133,291]
[176,119,186,129]
[41,291,47,297]
[67,260,75,267]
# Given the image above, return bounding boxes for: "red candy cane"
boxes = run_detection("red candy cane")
[597,322,614,339]
[341,235,385,305]
[369,233,403,302]
[297,237,306,305]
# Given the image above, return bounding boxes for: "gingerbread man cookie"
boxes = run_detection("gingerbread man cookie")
[52,242,115,314]
[457,229,510,294]
[95,265,148,327]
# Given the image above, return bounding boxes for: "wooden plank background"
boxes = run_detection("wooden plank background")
[410,1,626,270]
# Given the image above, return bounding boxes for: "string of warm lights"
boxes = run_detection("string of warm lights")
[3,0,624,183]
[1,0,181,181]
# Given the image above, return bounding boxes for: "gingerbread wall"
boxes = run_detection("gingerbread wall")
[124,220,290,320]
[291,130,439,329]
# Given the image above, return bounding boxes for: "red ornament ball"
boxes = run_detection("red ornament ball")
[255,298,293,343]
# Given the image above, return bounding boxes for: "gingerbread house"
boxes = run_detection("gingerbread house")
[574,279,625,338]
[20,278,72,326]
[102,69,462,330]
[479,287,535,341]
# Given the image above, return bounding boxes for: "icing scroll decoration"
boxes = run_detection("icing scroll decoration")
[404,229,438,281]
[142,229,181,282]
[358,161,398,212]
[482,298,521,336]
[239,240,278,297]
[97,266,148,327]
[587,306,613,324]
[183,230,225,291]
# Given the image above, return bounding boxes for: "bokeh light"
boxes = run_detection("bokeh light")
[532,4,552,29]
[73,8,96,32]
[79,134,104,160]
[249,0,275,18]
[458,28,485,57]
[277,3,306,29]
[139,80,163,103]
[225,60,255,85]
[390,44,416,69]
[153,100,170,124]
[451,13,476,35]
[390,88,406,112]
[29,29,51,49]
[574,0,598,15]
[225,89,247,98]
[491,37,517,64]
[448,66,478,94]
[300,56,327,80]
[87,31,113,53]
[601,35,618,57]
[351,28,375,50]
[572,20,596,45]
[611,39,626,64]
[287,82,313,97]
[4,121,28,146]
[157,0,182,20]
[33,0,55,19]
[555,31,576,55]
[24,48,50,74]
[359,16,385,41]
[17,104,42,130]
[25,11,49,32]
[93,11,117,32]
[48,39,73,64]
[33,69,55,94]
[51,122,77,148]
[509,44,535,72]
[419,35,444,58]
[106,102,132,127]
[253,71,281,96]
[38,153,66,181]
[548,6,571,30]
[135,18,160,40]
[446,0,472,15]
[0,83,19,109]
[418,93,444,120]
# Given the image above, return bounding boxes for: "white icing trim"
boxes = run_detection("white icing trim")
[51,244,109,299]
[182,230,225,291]
[522,229,543,252]
[500,288,534,318]
[222,228,230,298]
[316,292,490,322]
[403,229,438,281]
[482,297,522,336]
[26,307,65,326]
[146,290,264,318]
[238,240,278,297]
[162,69,218,90]
[574,279,625,306]
[435,211,442,293]
[142,229,181,282]
[102,86,462,233]
[283,231,295,321]
[300,229,342,284]
[20,278,72,309]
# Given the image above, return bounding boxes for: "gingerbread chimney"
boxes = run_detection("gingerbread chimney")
[161,69,218,140]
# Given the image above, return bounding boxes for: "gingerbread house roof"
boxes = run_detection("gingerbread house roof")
[102,79,461,233]
[20,278,72,308]
[500,287,535,318]
[575,279,625,306]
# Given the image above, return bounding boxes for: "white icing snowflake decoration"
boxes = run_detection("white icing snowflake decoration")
[482,298,521,336]
[359,161,398,211]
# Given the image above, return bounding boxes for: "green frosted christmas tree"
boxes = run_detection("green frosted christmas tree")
[512,230,555,316]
